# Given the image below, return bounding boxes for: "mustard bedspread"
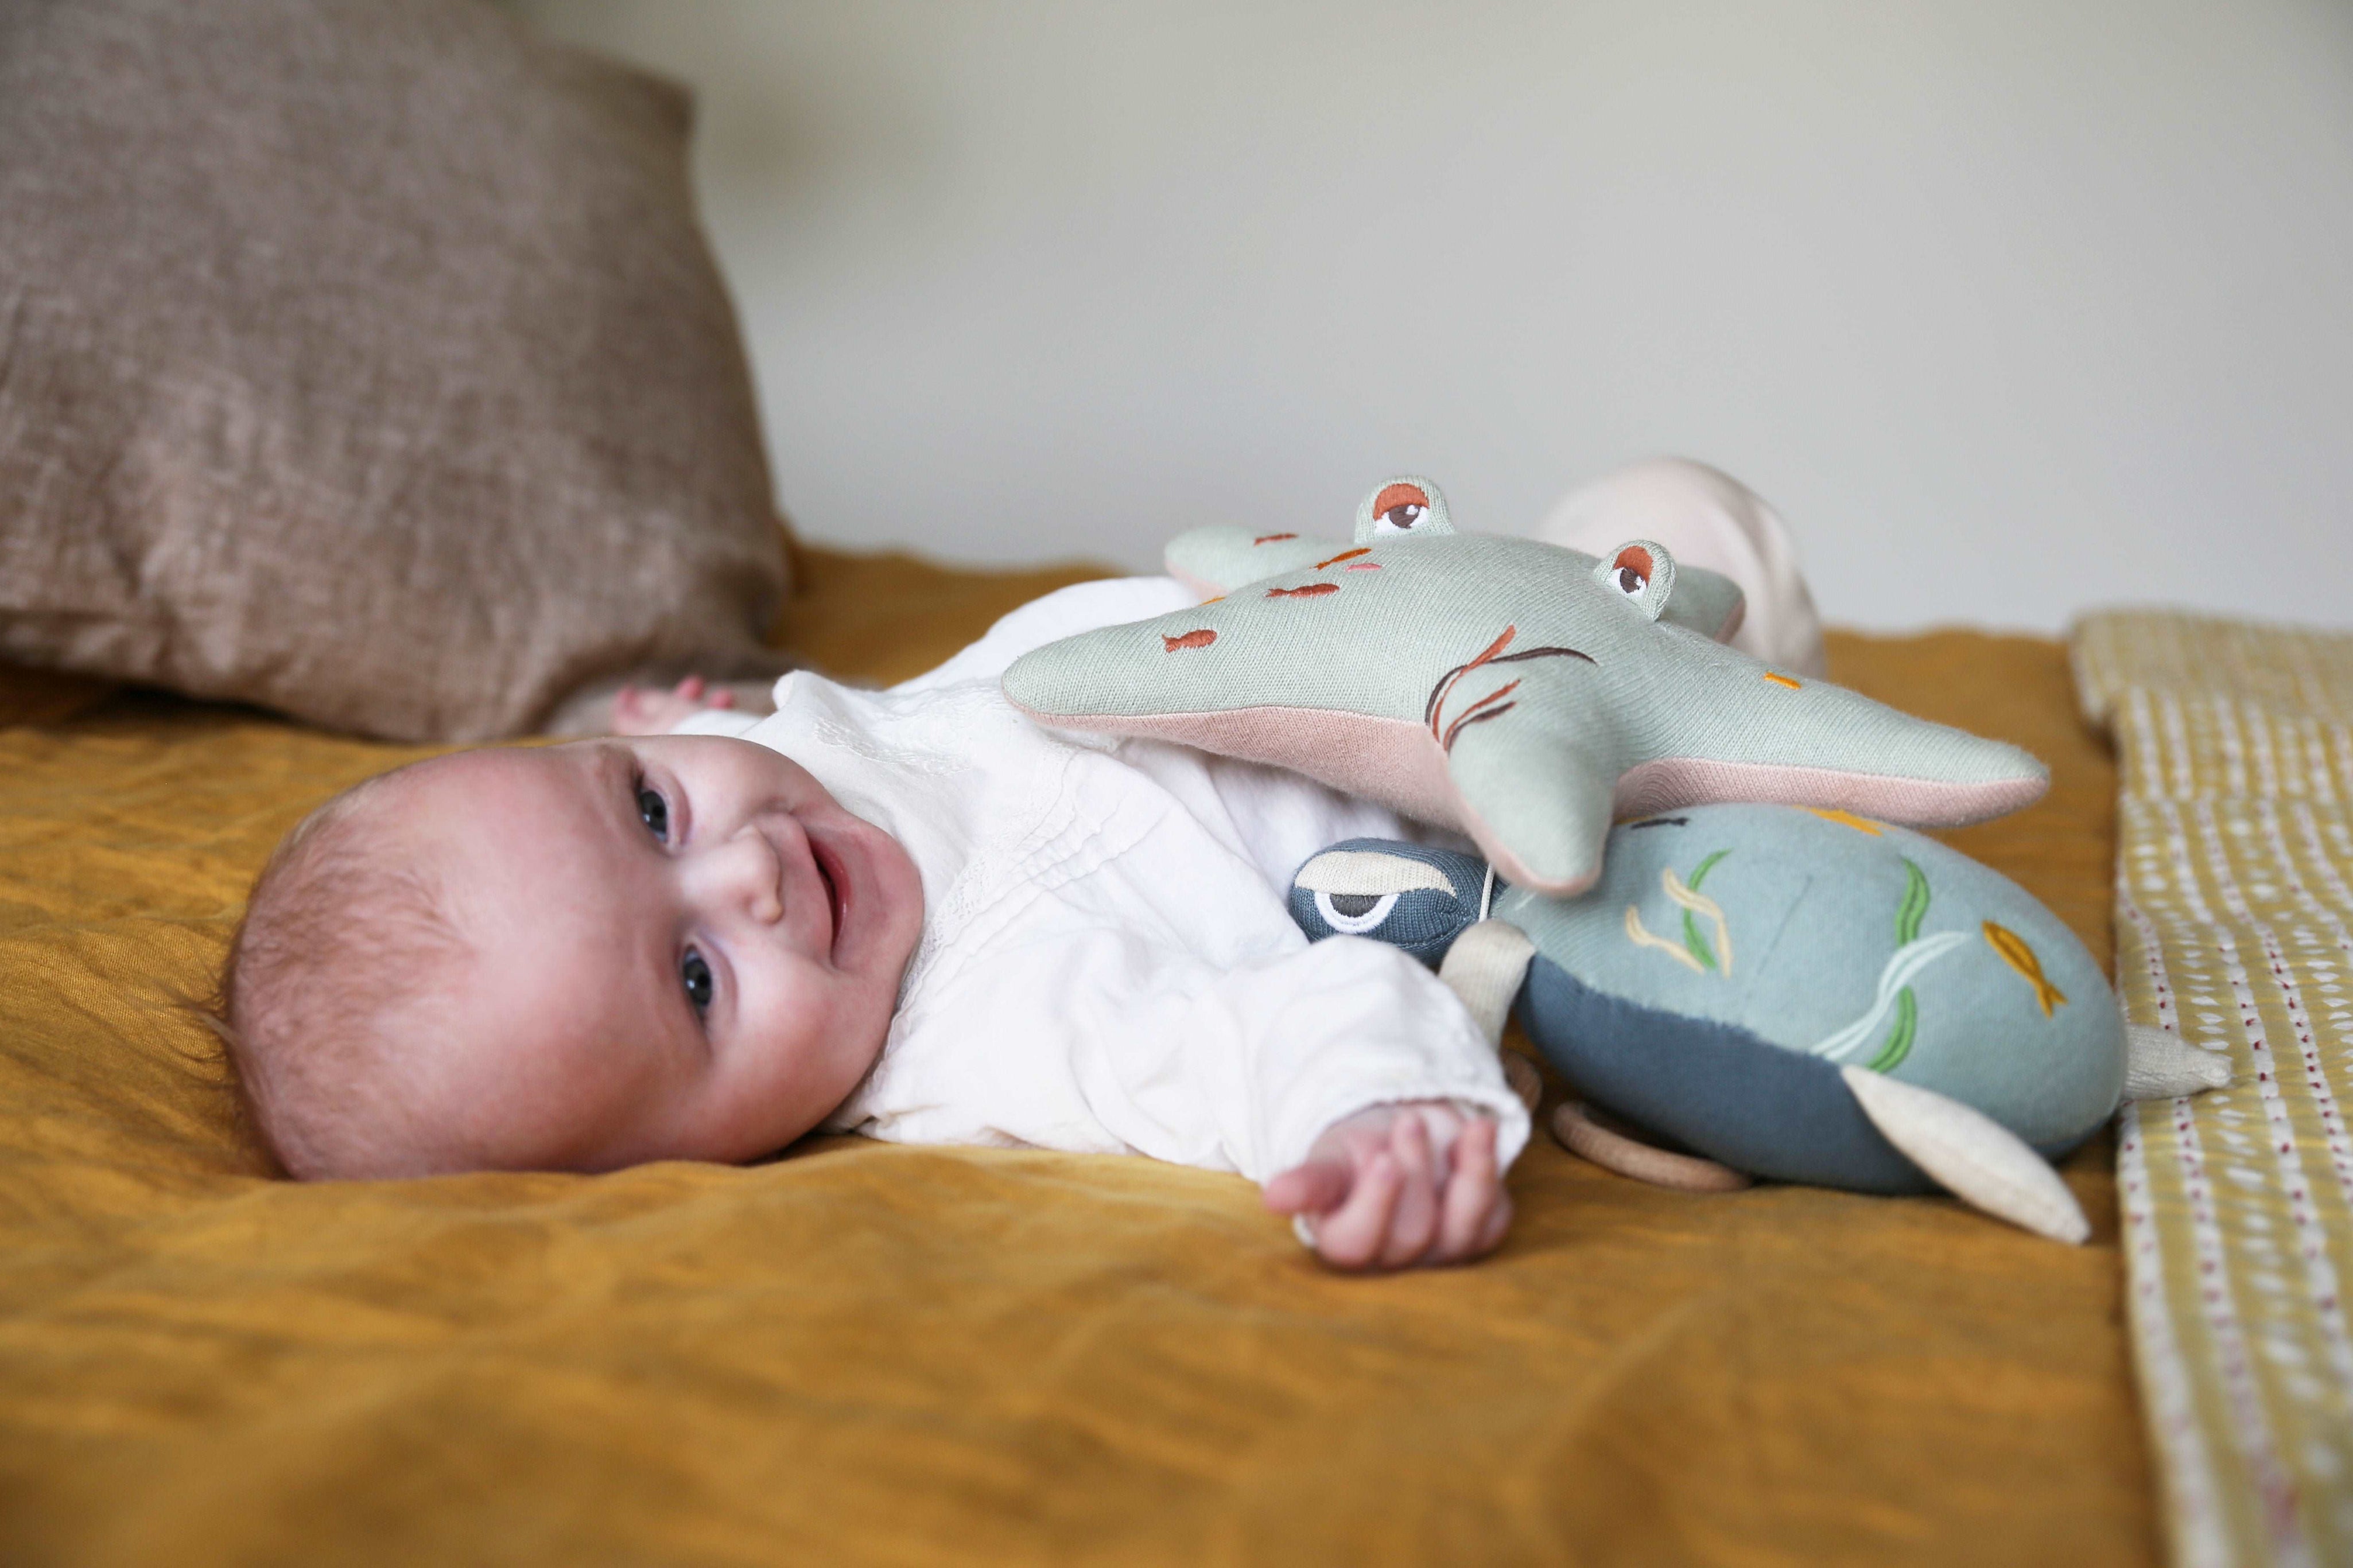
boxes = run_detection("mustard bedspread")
[1,552,2151,1566]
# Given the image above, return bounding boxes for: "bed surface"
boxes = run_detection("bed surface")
[0,551,2149,1566]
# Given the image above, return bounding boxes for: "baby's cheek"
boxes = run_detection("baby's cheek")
[696,971,872,1155]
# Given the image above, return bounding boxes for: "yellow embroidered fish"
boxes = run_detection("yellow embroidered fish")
[1806,807,1882,836]
[1983,920,2066,1015]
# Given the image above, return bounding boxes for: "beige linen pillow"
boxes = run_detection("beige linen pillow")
[0,0,791,741]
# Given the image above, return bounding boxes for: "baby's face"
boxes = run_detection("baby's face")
[383,735,923,1172]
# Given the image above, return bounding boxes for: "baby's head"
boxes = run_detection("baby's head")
[220,736,923,1179]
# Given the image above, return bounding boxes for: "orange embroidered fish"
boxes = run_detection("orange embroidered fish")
[1983,920,2066,1015]
[1162,629,1217,651]
[1806,807,1882,836]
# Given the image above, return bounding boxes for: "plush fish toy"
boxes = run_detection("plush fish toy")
[1288,806,2229,1241]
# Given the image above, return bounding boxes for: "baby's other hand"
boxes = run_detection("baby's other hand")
[610,675,737,736]
[1262,1102,1512,1271]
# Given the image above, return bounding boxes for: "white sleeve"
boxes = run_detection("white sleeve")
[874,919,1531,1185]
[892,575,1198,694]
[1112,935,1534,1182]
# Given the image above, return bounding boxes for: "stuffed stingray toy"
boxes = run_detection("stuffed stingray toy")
[1287,806,2229,1242]
[1002,477,2051,897]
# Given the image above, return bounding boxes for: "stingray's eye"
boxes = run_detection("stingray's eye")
[1370,481,1431,534]
[1315,889,1400,934]
[1610,544,1653,598]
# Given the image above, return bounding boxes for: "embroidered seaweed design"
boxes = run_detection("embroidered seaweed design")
[1675,850,1731,972]
[1622,904,1698,972]
[1810,861,1966,1067]
[1865,858,1933,1071]
[1422,627,1595,752]
[1622,849,1732,975]
[1808,937,1970,1065]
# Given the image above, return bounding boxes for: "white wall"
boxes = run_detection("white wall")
[519,0,2353,634]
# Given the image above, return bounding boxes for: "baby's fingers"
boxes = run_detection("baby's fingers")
[610,684,671,736]
[1263,1158,1352,1218]
[1476,1191,1514,1254]
[1432,1118,1509,1264]
[1378,1115,1442,1269]
[1312,1152,1403,1270]
[670,675,737,710]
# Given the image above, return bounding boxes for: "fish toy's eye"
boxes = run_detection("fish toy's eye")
[1315,889,1401,935]
[1381,503,1426,531]
[1614,565,1645,594]
[1288,839,1491,964]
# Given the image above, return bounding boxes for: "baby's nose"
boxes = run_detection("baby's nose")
[699,826,783,924]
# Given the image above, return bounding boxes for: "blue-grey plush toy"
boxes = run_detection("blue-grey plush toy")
[1288,803,2227,1241]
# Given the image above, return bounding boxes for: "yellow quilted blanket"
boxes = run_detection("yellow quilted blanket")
[0,553,2152,1566]
[2076,610,2353,1568]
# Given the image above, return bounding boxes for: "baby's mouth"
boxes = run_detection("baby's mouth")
[809,839,847,955]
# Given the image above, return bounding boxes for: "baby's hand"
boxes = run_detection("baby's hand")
[610,675,737,736]
[1263,1102,1512,1271]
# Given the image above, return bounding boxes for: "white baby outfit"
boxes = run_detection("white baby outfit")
[679,576,1529,1183]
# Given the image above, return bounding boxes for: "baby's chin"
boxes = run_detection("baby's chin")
[580,1075,868,1172]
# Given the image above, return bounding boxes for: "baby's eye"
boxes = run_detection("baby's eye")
[681,948,713,1012]
[637,784,670,842]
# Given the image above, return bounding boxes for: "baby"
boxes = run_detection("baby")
[222,577,1533,1270]
[222,463,1812,1270]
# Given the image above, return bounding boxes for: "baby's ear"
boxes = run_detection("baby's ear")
[1591,539,1676,621]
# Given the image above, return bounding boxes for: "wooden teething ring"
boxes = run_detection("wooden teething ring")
[1550,1102,1753,1193]
[1501,1052,1543,1112]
